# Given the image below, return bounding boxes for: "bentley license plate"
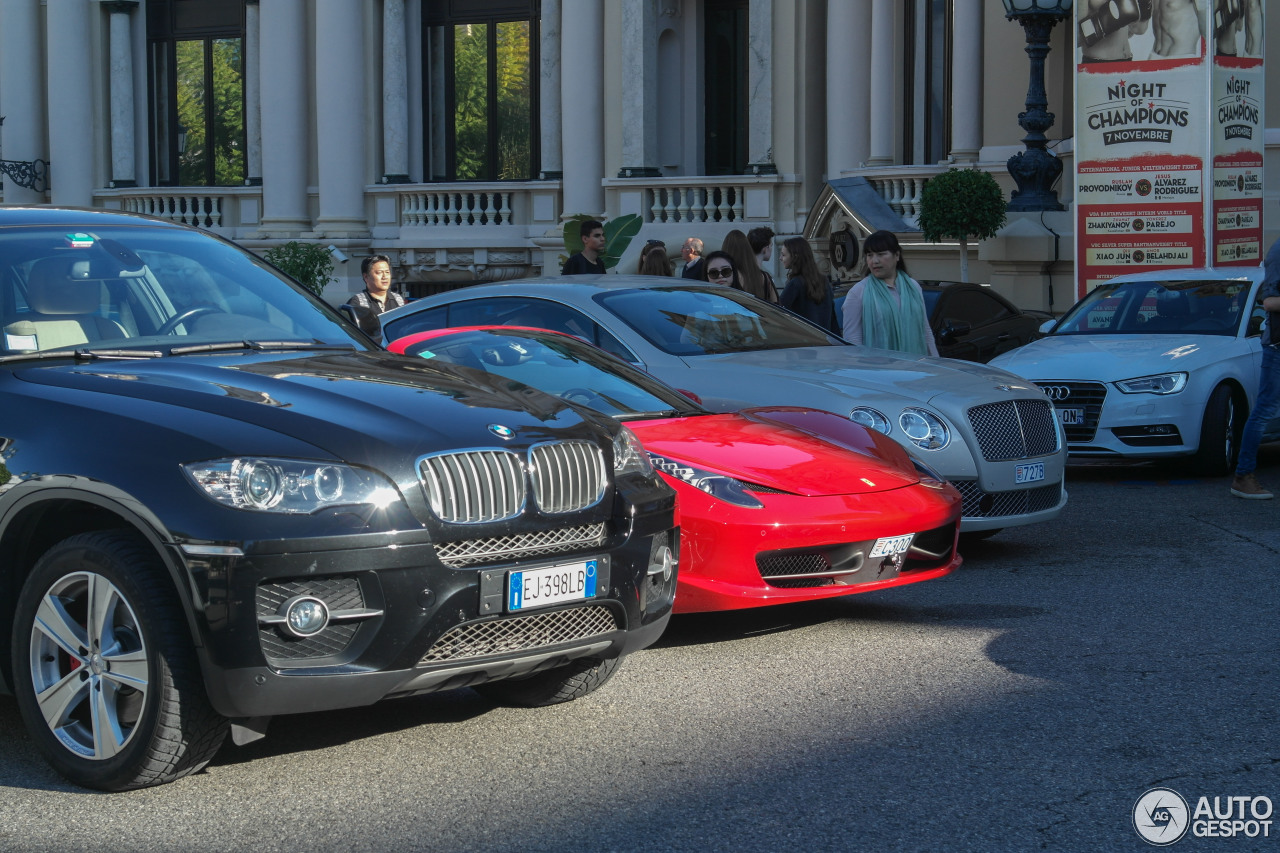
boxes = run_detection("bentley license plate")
[1015,462,1045,484]
[869,534,913,558]
[1058,408,1084,425]
[508,560,597,612]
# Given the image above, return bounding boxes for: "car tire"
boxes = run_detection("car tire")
[11,530,228,791]
[1192,384,1240,477]
[473,655,622,708]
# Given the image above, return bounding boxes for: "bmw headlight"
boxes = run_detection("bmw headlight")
[648,453,764,508]
[849,406,891,434]
[183,458,400,513]
[612,426,654,477]
[1114,372,1187,395]
[899,408,950,451]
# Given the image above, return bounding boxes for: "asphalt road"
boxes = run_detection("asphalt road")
[2,454,1278,853]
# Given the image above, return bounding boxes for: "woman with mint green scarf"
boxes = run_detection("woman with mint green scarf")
[840,230,939,357]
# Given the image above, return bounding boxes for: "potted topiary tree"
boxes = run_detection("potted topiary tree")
[917,168,1007,283]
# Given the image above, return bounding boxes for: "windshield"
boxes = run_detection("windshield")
[596,286,841,356]
[0,225,369,357]
[398,329,702,420]
[1052,279,1252,337]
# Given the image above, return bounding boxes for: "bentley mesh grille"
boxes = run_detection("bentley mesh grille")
[950,479,1062,519]
[419,606,620,663]
[967,399,1060,461]
[1033,381,1108,443]
[419,449,524,523]
[257,577,363,661]
[434,523,608,567]
[530,441,607,514]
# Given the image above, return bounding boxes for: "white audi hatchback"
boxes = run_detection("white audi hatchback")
[991,267,1280,475]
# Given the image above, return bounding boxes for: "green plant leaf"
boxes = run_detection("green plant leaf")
[601,213,641,270]
[262,241,336,297]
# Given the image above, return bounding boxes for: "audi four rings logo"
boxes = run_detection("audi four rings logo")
[1040,385,1072,401]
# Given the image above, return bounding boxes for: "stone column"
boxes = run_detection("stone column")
[245,0,262,184]
[539,0,563,179]
[618,0,659,177]
[826,0,872,176]
[46,0,94,205]
[259,0,310,234]
[382,0,410,183]
[949,0,983,163]
[315,0,369,235]
[0,0,48,202]
[560,0,604,217]
[746,0,775,173]
[106,2,139,188]
[866,0,895,166]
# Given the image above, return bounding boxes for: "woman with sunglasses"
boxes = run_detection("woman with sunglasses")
[699,251,739,287]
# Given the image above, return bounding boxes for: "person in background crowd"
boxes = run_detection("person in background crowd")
[562,219,606,275]
[637,239,666,273]
[699,251,739,288]
[639,242,674,277]
[346,254,406,340]
[747,226,777,303]
[680,237,705,279]
[778,236,840,334]
[721,230,778,302]
[1229,233,1280,499]
[841,230,938,357]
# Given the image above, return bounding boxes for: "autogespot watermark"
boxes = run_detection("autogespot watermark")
[1133,787,1274,845]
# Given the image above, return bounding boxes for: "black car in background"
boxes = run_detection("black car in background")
[0,208,677,790]
[835,281,1051,363]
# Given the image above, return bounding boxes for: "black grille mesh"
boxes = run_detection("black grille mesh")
[420,606,619,663]
[257,577,363,662]
[434,523,607,567]
[757,552,831,578]
[1034,381,1108,442]
[949,480,1062,519]
[967,399,1060,461]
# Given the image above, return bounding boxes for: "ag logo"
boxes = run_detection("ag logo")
[1134,787,1189,845]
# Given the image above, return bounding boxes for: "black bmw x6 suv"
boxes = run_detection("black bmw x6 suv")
[0,208,678,790]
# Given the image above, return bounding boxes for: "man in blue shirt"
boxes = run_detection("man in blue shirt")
[1230,236,1280,498]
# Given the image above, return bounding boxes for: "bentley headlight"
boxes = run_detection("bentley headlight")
[183,458,400,513]
[648,453,764,509]
[849,406,891,434]
[612,426,654,477]
[1114,372,1187,395]
[899,408,950,451]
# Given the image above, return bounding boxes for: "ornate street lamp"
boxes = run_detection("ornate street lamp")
[0,116,50,194]
[1001,0,1073,211]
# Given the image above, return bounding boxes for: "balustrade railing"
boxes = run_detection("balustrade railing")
[400,188,514,226]
[120,194,224,229]
[645,184,745,224]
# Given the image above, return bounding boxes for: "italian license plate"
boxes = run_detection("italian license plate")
[1015,462,1046,484]
[508,560,597,612]
[869,534,913,558]
[1058,408,1084,426]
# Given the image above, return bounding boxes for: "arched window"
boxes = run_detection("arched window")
[147,0,247,187]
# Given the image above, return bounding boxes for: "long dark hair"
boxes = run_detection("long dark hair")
[862,230,907,275]
[721,230,765,298]
[782,236,826,303]
[699,250,738,288]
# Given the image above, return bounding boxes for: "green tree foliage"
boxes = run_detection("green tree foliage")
[177,38,245,186]
[917,168,1007,282]
[452,21,531,180]
[262,243,335,298]
[560,214,642,271]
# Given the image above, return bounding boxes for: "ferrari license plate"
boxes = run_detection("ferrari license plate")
[869,534,913,558]
[1058,407,1084,426]
[508,560,598,612]
[1015,462,1046,484]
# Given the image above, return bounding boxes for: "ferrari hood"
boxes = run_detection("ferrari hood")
[629,410,921,496]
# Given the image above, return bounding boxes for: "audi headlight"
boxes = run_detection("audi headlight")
[183,458,400,513]
[899,408,950,451]
[1114,372,1187,395]
[648,453,764,508]
[612,426,654,477]
[849,407,891,434]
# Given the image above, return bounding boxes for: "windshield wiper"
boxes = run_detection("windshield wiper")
[168,340,357,356]
[619,409,682,421]
[0,347,162,364]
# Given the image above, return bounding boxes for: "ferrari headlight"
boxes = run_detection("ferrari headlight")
[899,408,950,451]
[648,453,764,509]
[849,406,891,434]
[183,458,400,513]
[612,426,654,477]
[1114,372,1187,395]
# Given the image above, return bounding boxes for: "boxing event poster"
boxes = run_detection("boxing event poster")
[1210,4,1264,267]
[1074,1,1211,297]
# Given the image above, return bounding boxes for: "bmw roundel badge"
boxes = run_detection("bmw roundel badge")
[488,424,515,439]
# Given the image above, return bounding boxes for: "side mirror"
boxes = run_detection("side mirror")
[1246,314,1263,337]
[1038,318,1057,335]
[939,320,972,342]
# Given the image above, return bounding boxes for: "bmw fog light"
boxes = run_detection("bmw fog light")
[281,596,330,638]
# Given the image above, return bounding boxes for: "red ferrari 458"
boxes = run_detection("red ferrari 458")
[389,327,963,613]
